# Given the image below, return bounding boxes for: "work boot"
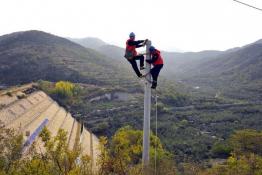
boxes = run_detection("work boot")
[138,74,143,78]
[140,66,145,70]
[151,81,157,89]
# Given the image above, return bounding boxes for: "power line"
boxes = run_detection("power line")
[233,0,262,12]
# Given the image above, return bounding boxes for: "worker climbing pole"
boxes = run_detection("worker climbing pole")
[124,33,164,173]
[124,32,147,78]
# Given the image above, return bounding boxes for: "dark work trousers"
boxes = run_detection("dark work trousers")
[128,55,144,77]
[150,64,163,82]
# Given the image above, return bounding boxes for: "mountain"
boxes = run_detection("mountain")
[70,37,133,71]
[163,41,262,100]
[0,30,135,87]
[254,39,262,45]
[97,45,125,60]
[68,36,262,100]
[67,37,107,50]
[161,50,222,78]
[186,44,262,79]
[69,37,125,59]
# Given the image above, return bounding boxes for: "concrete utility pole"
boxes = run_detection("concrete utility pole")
[142,40,152,170]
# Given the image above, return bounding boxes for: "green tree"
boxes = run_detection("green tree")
[201,153,262,175]
[0,123,93,175]
[38,80,53,94]
[39,127,92,175]
[201,130,262,175]
[0,123,23,174]
[229,129,262,156]
[97,126,176,175]
[211,142,232,158]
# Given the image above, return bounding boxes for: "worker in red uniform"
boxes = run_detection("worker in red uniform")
[125,32,148,78]
[146,46,164,89]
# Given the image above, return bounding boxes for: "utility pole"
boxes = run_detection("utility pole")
[142,40,152,171]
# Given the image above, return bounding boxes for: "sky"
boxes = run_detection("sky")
[0,0,262,52]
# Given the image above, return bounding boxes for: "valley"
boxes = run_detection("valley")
[0,30,261,169]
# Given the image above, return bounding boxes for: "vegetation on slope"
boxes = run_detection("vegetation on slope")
[0,122,93,175]
[38,80,262,168]
[163,42,262,101]
[0,122,176,175]
[2,122,262,175]
[0,30,137,88]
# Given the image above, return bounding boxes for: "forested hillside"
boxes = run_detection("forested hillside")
[163,41,262,101]
[0,30,135,88]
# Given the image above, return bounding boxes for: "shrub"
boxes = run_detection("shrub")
[6,92,12,97]
[98,126,177,175]
[52,81,75,98]
[211,143,232,158]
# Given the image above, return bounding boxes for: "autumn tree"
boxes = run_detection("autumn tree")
[97,126,177,175]
[53,81,76,98]
[0,123,93,175]
[200,130,262,175]
[0,123,23,174]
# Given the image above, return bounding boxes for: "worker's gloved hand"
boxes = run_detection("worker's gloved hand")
[146,59,152,64]
[143,39,148,46]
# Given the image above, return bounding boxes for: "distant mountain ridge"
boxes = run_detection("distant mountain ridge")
[1,30,260,100]
[68,37,130,69]
[167,42,262,100]
[67,37,107,50]
[0,30,134,87]
[68,37,123,57]
[69,36,262,100]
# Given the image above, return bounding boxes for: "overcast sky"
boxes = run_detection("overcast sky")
[0,0,262,52]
